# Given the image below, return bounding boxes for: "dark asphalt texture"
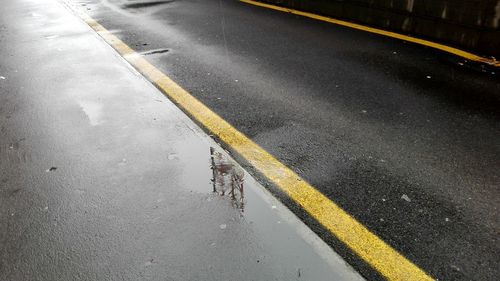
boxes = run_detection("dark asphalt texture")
[23,0,500,280]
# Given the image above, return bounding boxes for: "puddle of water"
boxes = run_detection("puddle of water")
[201,146,363,280]
[174,142,246,209]
[210,147,245,211]
[169,143,336,275]
[78,100,103,126]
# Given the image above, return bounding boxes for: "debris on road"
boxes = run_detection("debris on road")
[401,194,411,202]
[46,167,57,172]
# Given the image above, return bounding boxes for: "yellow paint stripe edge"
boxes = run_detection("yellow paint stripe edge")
[76,11,434,281]
[240,0,500,67]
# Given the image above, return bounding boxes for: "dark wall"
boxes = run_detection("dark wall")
[259,0,500,57]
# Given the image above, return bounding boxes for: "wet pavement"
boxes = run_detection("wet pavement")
[2,0,500,280]
[55,0,500,280]
[0,0,364,280]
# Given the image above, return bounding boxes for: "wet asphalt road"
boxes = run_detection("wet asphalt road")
[5,0,500,280]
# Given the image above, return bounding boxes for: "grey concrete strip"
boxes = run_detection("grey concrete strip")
[0,0,364,280]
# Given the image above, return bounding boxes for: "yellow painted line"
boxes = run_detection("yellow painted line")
[74,10,434,281]
[240,0,500,67]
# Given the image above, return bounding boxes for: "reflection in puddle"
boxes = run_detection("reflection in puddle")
[210,147,245,211]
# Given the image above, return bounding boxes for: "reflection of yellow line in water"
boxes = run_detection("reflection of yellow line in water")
[74,10,434,281]
[240,0,500,67]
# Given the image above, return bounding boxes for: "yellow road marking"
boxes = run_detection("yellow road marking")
[75,10,434,281]
[240,0,499,67]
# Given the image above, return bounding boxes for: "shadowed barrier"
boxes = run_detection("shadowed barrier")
[255,0,500,58]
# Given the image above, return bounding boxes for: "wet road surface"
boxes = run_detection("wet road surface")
[2,0,500,280]
[0,0,365,280]
[59,0,500,280]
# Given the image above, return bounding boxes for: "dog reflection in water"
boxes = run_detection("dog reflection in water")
[210,147,245,211]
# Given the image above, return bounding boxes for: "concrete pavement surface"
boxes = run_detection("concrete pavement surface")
[0,0,365,280]
[1,0,499,280]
